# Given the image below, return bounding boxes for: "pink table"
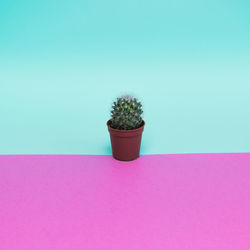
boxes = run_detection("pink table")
[0,154,249,250]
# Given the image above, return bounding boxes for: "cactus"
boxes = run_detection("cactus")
[110,95,143,130]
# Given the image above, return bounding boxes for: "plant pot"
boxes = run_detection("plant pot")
[107,120,145,161]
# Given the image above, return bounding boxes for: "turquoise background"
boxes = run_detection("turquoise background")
[0,0,250,154]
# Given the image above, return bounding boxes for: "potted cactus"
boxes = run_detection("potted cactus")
[107,95,145,161]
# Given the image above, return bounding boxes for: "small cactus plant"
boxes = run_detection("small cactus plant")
[110,95,143,130]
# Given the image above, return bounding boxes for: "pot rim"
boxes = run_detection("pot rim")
[107,119,145,133]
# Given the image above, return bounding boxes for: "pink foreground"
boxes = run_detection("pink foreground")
[0,154,249,250]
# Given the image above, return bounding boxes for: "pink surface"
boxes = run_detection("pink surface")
[0,154,250,250]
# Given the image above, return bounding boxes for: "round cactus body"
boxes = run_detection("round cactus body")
[110,95,143,130]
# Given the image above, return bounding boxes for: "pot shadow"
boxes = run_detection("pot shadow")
[102,143,112,155]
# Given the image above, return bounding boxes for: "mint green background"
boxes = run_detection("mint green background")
[0,0,250,154]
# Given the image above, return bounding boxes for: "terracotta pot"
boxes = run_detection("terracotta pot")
[107,120,145,161]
